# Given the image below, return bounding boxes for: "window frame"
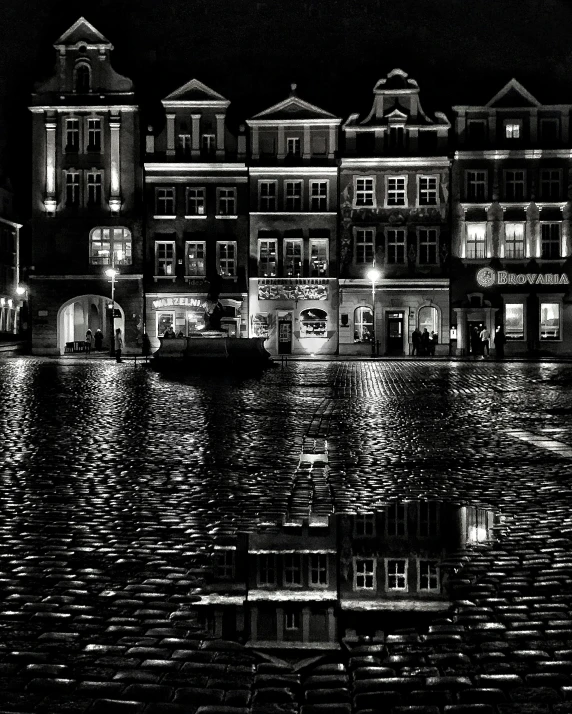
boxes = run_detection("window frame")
[540,300,562,342]
[504,300,526,342]
[354,306,374,344]
[540,222,562,260]
[258,180,278,211]
[504,119,522,140]
[202,134,216,154]
[354,176,376,208]
[417,559,440,593]
[354,513,376,538]
[539,169,562,202]
[310,180,328,211]
[286,136,301,157]
[353,557,376,591]
[64,170,80,207]
[86,169,103,207]
[185,187,206,216]
[309,238,328,277]
[258,238,278,277]
[216,187,237,216]
[155,240,176,277]
[257,553,277,587]
[386,228,407,265]
[185,240,206,277]
[308,554,329,588]
[385,175,408,208]
[465,222,487,260]
[417,501,440,537]
[75,62,91,93]
[417,227,439,266]
[216,240,238,277]
[503,169,526,201]
[417,175,439,207]
[300,308,328,338]
[64,116,80,153]
[385,558,408,592]
[86,116,102,153]
[283,554,303,587]
[284,609,301,631]
[89,227,132,267]
[214,549,235,580]
[284,180,303,211]
[355,228,375,265]
[503,222,526,260]
[386,503,407,536]
[465,170,488,202]
[284,238,303,278]
[155,187,176,217]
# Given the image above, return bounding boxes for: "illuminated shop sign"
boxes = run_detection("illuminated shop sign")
[476,267,570,288]
[152,297,204,309]
[258,284,328,301]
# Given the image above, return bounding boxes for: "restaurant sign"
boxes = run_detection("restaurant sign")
[476,267,570,288]
[152,297,203,309]
[258,284,328,301]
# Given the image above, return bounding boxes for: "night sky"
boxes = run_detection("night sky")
[3,0,572,212]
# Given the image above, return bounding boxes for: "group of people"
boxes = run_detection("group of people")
[471,324,506,358]
[411,327,438,356]
[162,326,185,339]
[84,328,103,354]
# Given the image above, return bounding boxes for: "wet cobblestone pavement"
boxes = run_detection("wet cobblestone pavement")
[2,358,572,712]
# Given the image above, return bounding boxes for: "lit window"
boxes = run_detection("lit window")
[285,181,302,211]
[309,554,328,586]
[87,118,101,152]
[156,187,176,216]
[418,561,440,592]
[540,302,560,341]
[286,137,300,156]
[541,223,561,259]
[90,227,132,266]
[284,610,300,630]
[186,187,206,215]
[309,239,328,277]
[354,307,373,344]
[283,554,302,586]
[217,188,236,215]
[258,239,277,277]
[355,229,375,264]
[185,241,205,276]
[202,134,215,153]
[354,513,376,537]
[540,170,561,201]
[300,308,327,338]
[259,181,277,211]
[257,554,276,587]
[386,229,406,264]
[214,550,235,579]
[505,303,525,341]
[466,171,487,201]
[157,312,174,338]
[418,228,438,265]
[354,558,375,590]
[465,223,486,259]
[217,241,237,277]
[504,223,525,259]
[179,134,191,154]
[65,171,80,207]
[86,172,102,206]
[504,170,526,201]
[505,121,521,139]
[284,239,302,277]
[418,501,439,537]
[386,559,408,591]
[355,177,375,207]
[156,241,176,276]
[418,176,438,206]
[386,176,407,206]
[310,181,328,211]
[466,508,490,543]
[386,503,407,536]
[65,118,80,153]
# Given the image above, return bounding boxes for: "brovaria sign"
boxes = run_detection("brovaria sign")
[476,267,570,288]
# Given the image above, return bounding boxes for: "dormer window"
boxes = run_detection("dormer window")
[286,137,300,157]
[389,126,405,149]
[75,63,91,93]
[504,120,522,139]
[202,134,215,154]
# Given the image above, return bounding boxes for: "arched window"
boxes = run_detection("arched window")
[354,306,373,343]
[418,305,438,335]
[300,308,327,338]
[89,227,132,266]
[75,63,91,93]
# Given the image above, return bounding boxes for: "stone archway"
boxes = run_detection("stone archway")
[57,294,125,355]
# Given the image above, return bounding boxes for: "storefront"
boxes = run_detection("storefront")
[452,266,572,356]
[249,278,338,355]
[339,279,450,356]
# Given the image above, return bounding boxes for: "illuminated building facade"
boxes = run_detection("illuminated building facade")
[0,179,24,336]
[29,17,143,355]
[339,69,451,356]
[451,79,572,356]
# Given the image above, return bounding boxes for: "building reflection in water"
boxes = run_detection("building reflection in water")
[193,498,498,651]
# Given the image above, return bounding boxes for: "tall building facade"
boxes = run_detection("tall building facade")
[0,178,24,336]
[29,18,143,355]
[339,69,451,356]
[451,80,572,356]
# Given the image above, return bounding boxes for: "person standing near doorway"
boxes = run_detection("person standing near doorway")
[94,328,103,351]
[470,326,481,358]
[411,327,421,356]
[480,325,490,356]
[85,329,93,354]
[494,325,506,359]
[114,328,123,363]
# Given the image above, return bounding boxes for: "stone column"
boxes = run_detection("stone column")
[276,607,284,643]
[216,113,225,157]
[328,125,336,158]
[251,126,259,159]
[327,606,335,643]
[489,113,497,143]
[44,116,57,211]
[277,127,285,160]
[303,124,311,160]
[302,607,310,643]
[166,114,176,156]
[109,116,121,213]
[530,109,538,144]
[191,114,201,157]
[562,109,570,144]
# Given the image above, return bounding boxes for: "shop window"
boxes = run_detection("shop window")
[540,170,561,201]
[257,554,276,587]
[354,177,375,207]
[386,229,406,264]
[418,560,440,592]
[540,302,560,341]
[354,306,373,343]
[185,241,206,276]
[354,557,376,591]
[386,559,408,591]
[418,176,438,206]
[186,187,206,215]
[386,176,407,206]
[504,170,526,201]
[418,228,438,265]
[505,303,525,341]
[217,241,237,277]
[258,239,277,277]
[284,610,300,631]
[354,513,376,537]
[465,223,486,259]
[355,229,375,265]
[156,241,176,276]
[252,313,269,338]
[90,227,132,266]
[214,550,235,579]
[309,554,328,586]
[283,554,302,586]
[309,239,328,277]
[300,308,327,338]
[418,501,439,537]
[504,223,525,259]
[541,223,561,259]
[386,503,407,536]
[284,239,302,277]
[259,181,277,211]
[156,187,176,216]
[310,181,328,211]
[285,181,302,211]
[187,309,204,334]
[466,170,487,201]
[217,187,236,216]
[157,312,175,337]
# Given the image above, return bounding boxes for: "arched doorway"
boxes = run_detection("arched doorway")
[58,294,124,355]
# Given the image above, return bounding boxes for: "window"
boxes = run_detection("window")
[467,120,487,145]
[386,503,407,536]
[286,137,300,156]
[300,308,327,338]
[89,227,132,266]
[386,176,407,206]
[284,239,302,277]
[156,187,175,216]
[418,229,438,265]
[309,239,328,277]
[354,513,376,537]
[466,508,490,543]
[386,559,408,591]
[186,187,206,216]
[540,170,561,201]
[217,241,237,277]
[354,307,373,343]
[310,181,328,211]
[87,118,101,152]
[504,170,526,201]
[259,181,277,211]
[418,561,440,592]
[185,241,206,276]
[258,239,277,277]
[386,229,406,264]
[65,118,80,152]
[75,63,90,93]
[179,134,191,154]
[466,171,487,201]
[252,313,269,338]
[354,558,375,590]
[388,126,405,149]
[285,181,302,211]
[504,121,521,139]
[284,610,300,631]
[355,177,375,207]
[309,554,328,586]
[418,501,439,537]
[156,241,176,276]
[217,188,236,216]
[465,224,486,259]
[202,134,215,153]
[418,176,438,206]
[504,223,525,259]
[505,303,525,341]
[355,229,375,264]
[157,312,175,338]
[283,554,302,586]
[257,554,276,586]
[86,172,102,206]
[65,171,80,207]
[214,550,235,579]
[540,302,560,341]
[541,223,561,259]
[540,118,559,143]
[418,305,438,337]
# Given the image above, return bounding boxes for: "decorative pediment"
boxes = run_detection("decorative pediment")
[374,68,419,93]
[250,85,338,122]
[385,108,410,122]
[486,79,540,108]
[162,78,229,105]
[54,17,112,49]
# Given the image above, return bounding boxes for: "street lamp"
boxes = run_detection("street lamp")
[105,267,118,357]
[366,268,381,357]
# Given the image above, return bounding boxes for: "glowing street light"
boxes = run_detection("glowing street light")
[16,285,26,296]
[105,267,118,357]
[366,268,381,357]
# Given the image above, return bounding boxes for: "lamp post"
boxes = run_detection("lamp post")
[105,267,118,357]
[366,268,381,357]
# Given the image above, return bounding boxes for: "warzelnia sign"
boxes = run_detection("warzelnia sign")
[476,267,570,288]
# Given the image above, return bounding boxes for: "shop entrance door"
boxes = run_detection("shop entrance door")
[468,320,484,356]
[278,320,292,354]
[386,312,404,355]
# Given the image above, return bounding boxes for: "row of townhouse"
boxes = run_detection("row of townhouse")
[28,17,572,357]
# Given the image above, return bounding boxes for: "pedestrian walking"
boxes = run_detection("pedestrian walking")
[494,325,506,359]
[480,325,490,356]
[142,332,151,361]
[430,330,438,356]
[94,328,103,351]
[411,327,421,356]
[114,328,123,363]
[421,328,430,356]
[470,326,481,358]
[85,329,93,354]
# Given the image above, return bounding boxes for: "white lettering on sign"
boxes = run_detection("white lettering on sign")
[477,267,569,288]
[152,297,204,309]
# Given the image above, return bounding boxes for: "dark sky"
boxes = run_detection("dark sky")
[3,0,572,212]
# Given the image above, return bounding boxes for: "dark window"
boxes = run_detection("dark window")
[76,64,90,93]
[467,120,486,146]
